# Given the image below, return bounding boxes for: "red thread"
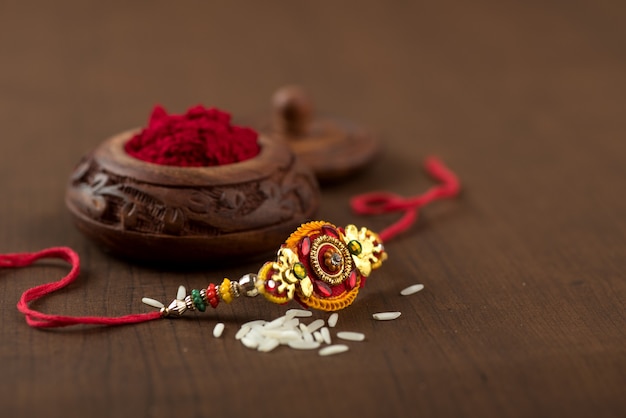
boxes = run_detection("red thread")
[351,156,460,242]
[1,247,160,328]
[125,105,260,167]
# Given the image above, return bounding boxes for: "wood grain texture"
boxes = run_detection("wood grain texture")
[1,1,625,417]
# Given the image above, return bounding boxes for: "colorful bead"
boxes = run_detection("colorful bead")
[293,262,307,280]
[206,283,219,308]
[219,278,233,304]
[191,289,206,312]
[347,240,362,255]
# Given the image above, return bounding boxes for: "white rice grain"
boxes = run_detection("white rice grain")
[249,328,266,342]
[257,338,280,353]
[241,319,266,328]
[321,327,331,344]
[319,344,350,356]
[400,283,424,296]
[288,340,320,350]
[286,309,313,318]
[283,318,299,328]
[372,311,402,321]
[212,322,225,338]
[235,325,251,340]
[141,298,164,309]
[176,285,187,301]
[241,336,260,349]
[264,315,287,329]
[327,313,339,328]
[337,331,365,342]
[306,319,325,334]
[261,329,300,342]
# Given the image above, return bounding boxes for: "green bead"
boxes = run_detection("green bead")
[347,240,362,255]
[293,262,307,280]
[191,289,206,312]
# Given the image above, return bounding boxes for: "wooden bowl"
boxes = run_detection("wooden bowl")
[65,130,320,264]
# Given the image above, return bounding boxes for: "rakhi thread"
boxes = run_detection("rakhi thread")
[1,158,460,328]
[351,156,460,242]
[1,247,160,328]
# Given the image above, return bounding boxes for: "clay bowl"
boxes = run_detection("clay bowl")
[66,130,320,264]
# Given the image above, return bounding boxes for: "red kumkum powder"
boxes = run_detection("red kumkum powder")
[124,105,260,167]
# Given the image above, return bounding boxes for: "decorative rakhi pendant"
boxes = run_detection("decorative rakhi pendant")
[143,221,387,315]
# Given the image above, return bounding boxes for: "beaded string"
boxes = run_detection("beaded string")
[0,157,459,328]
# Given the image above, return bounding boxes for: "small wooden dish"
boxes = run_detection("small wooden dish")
[66,130,320,264]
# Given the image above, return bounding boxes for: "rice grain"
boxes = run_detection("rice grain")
[319,344,350,356]
[321,327,331,344]
[372,311,402,321]
[286,309,313,318]
[306,319,325,333]
[288,340,320,350]
[400,284,424,296]
[337,331,365,342]
[212,322,225,338]
[327,313,339,328]
[257,338,280,353]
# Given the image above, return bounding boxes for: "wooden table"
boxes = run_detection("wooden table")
[1,1,624,417]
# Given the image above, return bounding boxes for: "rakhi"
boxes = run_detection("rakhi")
[142,221,387,317]
[1,157,459,328]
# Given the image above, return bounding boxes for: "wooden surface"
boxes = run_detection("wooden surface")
[1,1,625,417]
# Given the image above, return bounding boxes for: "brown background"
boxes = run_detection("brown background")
[1,1,625,417]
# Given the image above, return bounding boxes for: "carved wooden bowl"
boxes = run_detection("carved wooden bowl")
[66,130,320,264]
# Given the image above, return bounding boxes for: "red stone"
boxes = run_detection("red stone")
[345,270,358,290]
[265,279,277,292]
[321,225,339,238]
[313,280,333,298]
[299,236,311,257]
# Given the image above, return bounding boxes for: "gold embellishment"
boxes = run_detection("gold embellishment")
[343,225,386,277]
[309,235,353,285]
[257,261,290,304]
[271,247,313,299]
